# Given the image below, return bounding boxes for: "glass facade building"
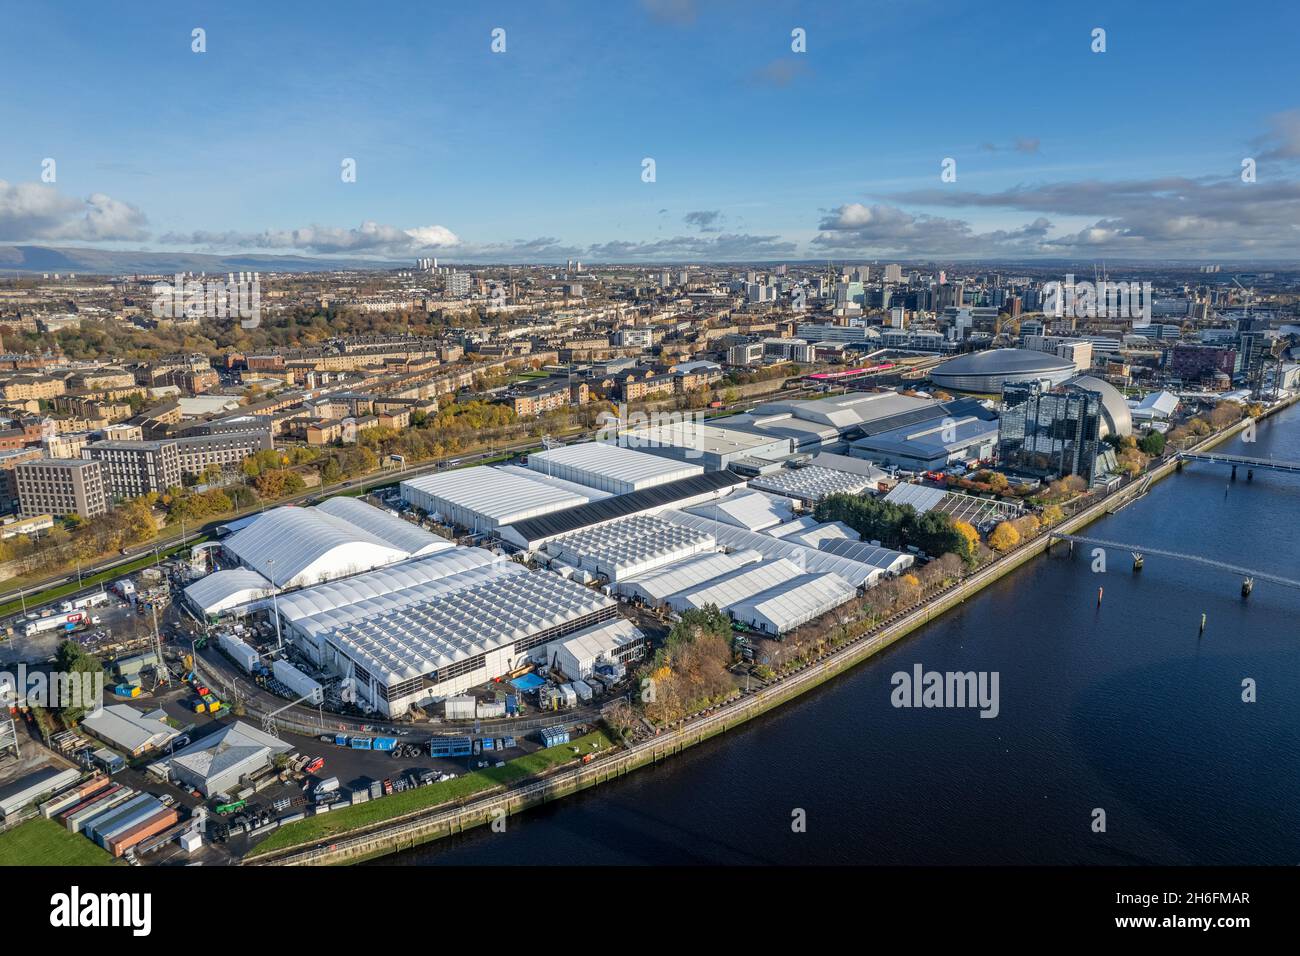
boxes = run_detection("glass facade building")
[997,382,1115,484]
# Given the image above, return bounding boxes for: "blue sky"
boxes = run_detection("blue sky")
[2,0,1298,262]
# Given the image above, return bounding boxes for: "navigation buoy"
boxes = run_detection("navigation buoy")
[1200,612,1207,632]
[1097,586,1103,605]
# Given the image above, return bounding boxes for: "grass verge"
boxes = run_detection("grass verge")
[246,730,611,858]
[0,817,119,866]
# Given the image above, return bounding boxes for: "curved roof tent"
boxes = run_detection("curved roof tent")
[315,495,454,557]
[1063,374,1134,438]
[224,505,412,589]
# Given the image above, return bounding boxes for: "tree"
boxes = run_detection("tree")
[989,521,1020,552]
[55,640,104,724]
[1137,430,1165,456]
[1041,504,1064,526]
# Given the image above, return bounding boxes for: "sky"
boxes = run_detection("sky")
[1,0,1299,264]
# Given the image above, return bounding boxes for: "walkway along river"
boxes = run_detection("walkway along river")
[255,401,1300,865]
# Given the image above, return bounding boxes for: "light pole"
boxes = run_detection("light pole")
[267,558,283,653]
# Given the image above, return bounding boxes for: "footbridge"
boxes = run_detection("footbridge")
[1047,533,1300,594]
[1176,451,1300,476]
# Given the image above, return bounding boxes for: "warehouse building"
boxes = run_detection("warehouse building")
[270,546,619,717]
[849,409,999,472]
[311,570,617,717]
[222,497,452,589]
[163,721,292,797]
[617,420,794,471]
[543,618,647,681]
[183,568,276,618]
[684,490,798,532]
[748,464,880,505]
[527,441,703,494]
[81,704,178,756]
[543,514,716,582]
[663,509,905,587]
[615,549,765,606]
[663,557,857,635]
[497,470,746,551]
[401,466,594,534]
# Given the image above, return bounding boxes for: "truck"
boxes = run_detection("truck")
[313,776,340,796]
[58,592,110,614]
[23,612,86,637]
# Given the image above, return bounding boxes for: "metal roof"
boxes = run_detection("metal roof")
[749,465,878,502]
[684,490,797,532]
[666,558,809,613]
[277,547,514,639]
[883,482,949,513]
[615,548,765,605]
[663,509,888,586]
[816,537,916,573]
[527,442,702,491]
[322,570,616,685]
[500,470,747,546]
[729,572,858,634]
[400,466,592,527]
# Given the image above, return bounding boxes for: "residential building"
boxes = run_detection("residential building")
[15,458,108,518]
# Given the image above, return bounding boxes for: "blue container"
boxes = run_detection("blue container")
[505,695,518,715]
[502,736,516,749]
[481,737,494,752]
[350,736,373,750]
[334,733,349,746]
[372,737,396,751]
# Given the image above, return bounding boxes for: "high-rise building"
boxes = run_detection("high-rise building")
[997,382,1116,485]
[81,440,182,499]
[15,458,107,519]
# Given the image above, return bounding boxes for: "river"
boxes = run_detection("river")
[384,405,1300,865]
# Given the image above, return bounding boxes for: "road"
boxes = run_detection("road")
[0,377,832,613]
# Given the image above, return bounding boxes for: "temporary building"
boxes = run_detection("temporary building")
[527,442,703,494]
[400,466,593,533]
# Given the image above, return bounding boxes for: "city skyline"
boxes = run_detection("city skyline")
[1,0,1299,265]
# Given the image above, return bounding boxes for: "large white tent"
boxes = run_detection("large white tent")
[527,442,702,494]
[401,466,593,532]
[223,498,448,589]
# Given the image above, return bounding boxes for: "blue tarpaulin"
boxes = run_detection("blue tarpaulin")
[510,673,546,691]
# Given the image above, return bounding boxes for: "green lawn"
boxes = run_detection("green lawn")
[247,730,612,857]
[0,817,119,866]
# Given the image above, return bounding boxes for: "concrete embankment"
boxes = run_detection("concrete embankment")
[249,403,1287,866]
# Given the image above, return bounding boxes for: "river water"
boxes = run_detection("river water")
[387,406,1300,865]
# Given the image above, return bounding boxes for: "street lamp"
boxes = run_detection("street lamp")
[266,558,283,653]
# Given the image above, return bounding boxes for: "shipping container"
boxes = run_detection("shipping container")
[107,806,179,857]
[334,733,349,747]
[481,737,494,752]
[372,737,397,751]
[444,695,476,720]
[217,633,259,674]
[349,736,373,750]
[271,660,323,705]
[476,700,506,719]
[573,680,594,703]
[428,736,473,758]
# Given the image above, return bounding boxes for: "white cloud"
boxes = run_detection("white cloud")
[0,181,148,242]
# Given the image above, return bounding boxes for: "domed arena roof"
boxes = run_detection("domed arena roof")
[1064,374,1133,438]
[930,348,1075,392]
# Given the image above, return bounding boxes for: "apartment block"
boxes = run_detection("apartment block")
[81,440,182,499]
[15,458,108,519]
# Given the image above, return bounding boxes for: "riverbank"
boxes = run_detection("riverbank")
[246,396,1295,865]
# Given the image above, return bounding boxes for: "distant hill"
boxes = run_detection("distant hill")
[0,245,406,275]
